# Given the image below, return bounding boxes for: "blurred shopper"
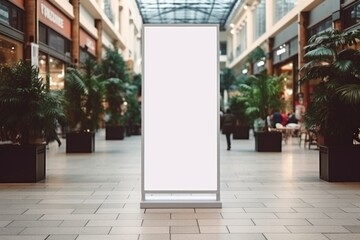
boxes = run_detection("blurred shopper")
[222,109,235,150]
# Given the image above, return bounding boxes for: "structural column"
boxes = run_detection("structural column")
[298,11,309,107]
[266,37,274,75]
[95,19,103,62]
[24,0,37,62]
[71,0,80,67]
[332,1,342,31]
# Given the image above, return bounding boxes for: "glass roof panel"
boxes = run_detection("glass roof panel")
[135,0,238,29]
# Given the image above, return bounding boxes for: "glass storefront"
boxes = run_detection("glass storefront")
[39,53,65,90]
[0,35,22,65]
[279,62,294,113]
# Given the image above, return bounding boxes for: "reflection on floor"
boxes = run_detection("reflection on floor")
[0,129,360,240]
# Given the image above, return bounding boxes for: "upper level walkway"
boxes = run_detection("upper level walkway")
[0,130,360,240]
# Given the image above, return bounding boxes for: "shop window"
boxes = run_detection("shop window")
[220,41,227,55]
[0,0,24,31]
[0,35,22,65]
[343,1,360,29]
[254,0,266,39]
[39,53,65,90]
[309,17,332,36]
[49,57,65,90]
[49,30,65,53]
[80,48,96,64]
[39,24,47,44]
[274,0,297,22]
[39,23,70,55]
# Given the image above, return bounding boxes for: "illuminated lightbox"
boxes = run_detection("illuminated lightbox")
[141,25,220,208]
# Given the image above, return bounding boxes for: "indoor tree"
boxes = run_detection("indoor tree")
[301,28,360,145]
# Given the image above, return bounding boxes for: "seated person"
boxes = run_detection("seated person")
[287,112,298,124]
[272,111,283,128]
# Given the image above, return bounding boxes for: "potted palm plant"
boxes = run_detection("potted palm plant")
[102,77,126,140]
[301,28,360,181]
[229,75,252,139]
[64,59,104,153]
[0,61,64,182]
[100,47,136,139]
[241,73,285,152]
[228,95,251,139]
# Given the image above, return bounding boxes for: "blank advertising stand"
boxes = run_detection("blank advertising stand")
[141,25,221,208]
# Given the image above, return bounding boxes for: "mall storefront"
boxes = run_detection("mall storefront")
[0,0,24,65]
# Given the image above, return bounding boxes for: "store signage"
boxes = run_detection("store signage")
[276,44,287,56]
[41,3,63,28]
[80,29,96,56]
[39,0,71,39]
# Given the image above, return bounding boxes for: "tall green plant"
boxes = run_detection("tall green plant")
[64,59,104,131]
[100,47,139,126]
[0,61,64,144]
[240,74,285,131]
[301,29,360,145]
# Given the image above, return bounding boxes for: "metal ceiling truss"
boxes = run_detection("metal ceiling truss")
[135,0,238,29]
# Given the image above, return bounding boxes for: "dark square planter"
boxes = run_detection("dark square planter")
[0,144,46,183]
[233,126,250,139]
[319,145,360,182]
[105,125,125,140]
[255,131,282,152]
[66,132,95,153]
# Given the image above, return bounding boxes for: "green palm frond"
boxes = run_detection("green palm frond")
[304,47,335,61]
[336,84,360,105]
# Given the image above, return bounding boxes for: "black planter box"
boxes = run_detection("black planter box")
[255,131,282,152]
[0,144,46,183]
[233,126,250,139]
[320,145,360,182]
[105,125,124,140]
[66,132,95,153]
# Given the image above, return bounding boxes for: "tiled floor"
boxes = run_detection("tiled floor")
[1,130,360,240]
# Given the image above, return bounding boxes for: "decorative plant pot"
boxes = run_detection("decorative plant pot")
[105,125,124,140]
[255,131,282,152]
[66,131,95,153]
[0,144,46,183]
[319,145,360,182]
[233,125,250,139]
[132,124,141,135]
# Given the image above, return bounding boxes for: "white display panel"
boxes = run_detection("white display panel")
[143,25,218,192]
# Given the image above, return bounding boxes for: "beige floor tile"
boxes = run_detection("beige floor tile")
[110,226,169,234]
[46,235,78,240]
[20,227,111,235]
[253,219,310,226]
[171,226,199,233]
[325,233,360,240]
[264,233,329,240]
[198,219,253,226]
[308,219,360,226]
[286,226,349,233]
[76,235,138,240]
[139,234,170,240]
[199,226,229,233]
[142,219,197,227]
[171,233,266,240]
[87,220,142,227]
[7,221,62,227]
[228,226,289,233]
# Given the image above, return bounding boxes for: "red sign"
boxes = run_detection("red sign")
[39,0,71,39]
[80,29,97,56]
